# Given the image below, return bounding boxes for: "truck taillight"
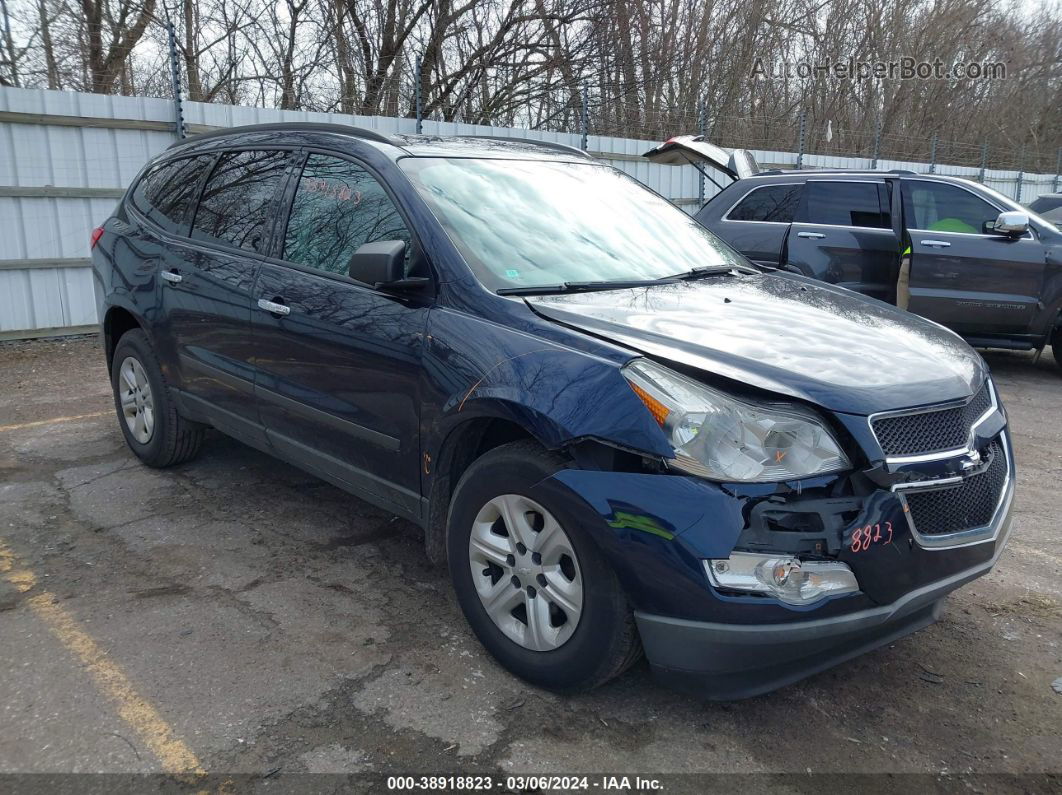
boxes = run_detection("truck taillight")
[90,226,104,249]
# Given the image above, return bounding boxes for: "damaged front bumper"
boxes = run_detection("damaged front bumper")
[636,505,1011,700]
[536,432,1015,700]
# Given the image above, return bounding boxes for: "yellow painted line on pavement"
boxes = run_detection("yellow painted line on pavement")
[0,540,204,776]
[0,410,110,433]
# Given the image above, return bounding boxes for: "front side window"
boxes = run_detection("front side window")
[903,181,999,234]
[191,150,289,252]
[283,154,411,275]
[727,184,802,223]
[399,157,745,290]
[806,181,890,228]
[130,155,214,234]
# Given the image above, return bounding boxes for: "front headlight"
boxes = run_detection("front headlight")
[623,359,850,482]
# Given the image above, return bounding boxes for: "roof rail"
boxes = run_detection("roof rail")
[168,121,396,149]
[760,167,920,176]
[470,135,593,159]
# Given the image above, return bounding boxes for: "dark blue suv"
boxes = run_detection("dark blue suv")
[91,123,1015,699]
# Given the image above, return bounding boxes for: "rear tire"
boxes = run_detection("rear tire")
[447,440,641,692]
[1052,329,1062,372]
[110,329,204,467]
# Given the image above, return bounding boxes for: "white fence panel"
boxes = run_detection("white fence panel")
[0,85,1058,338]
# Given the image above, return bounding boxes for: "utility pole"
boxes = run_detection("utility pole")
[928,133,938,174]
[796,111,806,170]
[978,142,988,184]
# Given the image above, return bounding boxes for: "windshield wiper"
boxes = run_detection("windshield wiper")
[659,265,739,281]
[497,278,675,296]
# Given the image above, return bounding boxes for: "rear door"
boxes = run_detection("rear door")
[901,179,1046,335]
[784,179,898,302]
[704,181,803,266]
[161,148,293,443]
[250,151,429,520]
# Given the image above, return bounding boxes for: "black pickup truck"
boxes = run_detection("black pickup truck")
[646,136,1062,369]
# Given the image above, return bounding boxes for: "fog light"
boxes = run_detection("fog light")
[704,552,858,605]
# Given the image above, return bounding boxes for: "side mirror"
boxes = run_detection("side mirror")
[347,240,406,286]
[989,211,1029,237]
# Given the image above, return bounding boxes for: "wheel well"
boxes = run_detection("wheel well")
[104,307,141,368]
[423,418,535,566]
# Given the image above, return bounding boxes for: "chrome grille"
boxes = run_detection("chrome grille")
[904,441,1007,536]
[872,381,992,457]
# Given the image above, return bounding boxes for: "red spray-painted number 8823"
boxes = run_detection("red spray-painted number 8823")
[850,521,893,553]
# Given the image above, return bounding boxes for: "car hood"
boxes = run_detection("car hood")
[526,274,986,416]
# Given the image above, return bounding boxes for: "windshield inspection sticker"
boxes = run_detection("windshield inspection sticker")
[505,269,520,279]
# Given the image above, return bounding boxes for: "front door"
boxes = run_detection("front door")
[250,152,429,520]
[785,179,898,302]
[901,179,1046,336]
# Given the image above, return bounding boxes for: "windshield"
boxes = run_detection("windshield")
[399,157,746,290]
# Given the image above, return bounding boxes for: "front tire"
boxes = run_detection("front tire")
[1052,328,1062,372]
[110,329,203,467]
[447,440,641,692]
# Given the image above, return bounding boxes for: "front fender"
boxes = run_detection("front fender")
[422,308,673,460]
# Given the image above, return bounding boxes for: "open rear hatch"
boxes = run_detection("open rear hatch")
[642,135,760,184]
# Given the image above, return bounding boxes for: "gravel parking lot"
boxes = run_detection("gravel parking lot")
[1,335,1060,791]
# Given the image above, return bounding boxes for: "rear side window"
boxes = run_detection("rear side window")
[129,155,214,234]
[191,150,289,253]
[282,154,411,275]
[727,184,802,223]
[902,182,999,234]
[806,181,890,228]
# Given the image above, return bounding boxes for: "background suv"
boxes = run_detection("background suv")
[1029,193,1062,230]
[645,138,1062,369]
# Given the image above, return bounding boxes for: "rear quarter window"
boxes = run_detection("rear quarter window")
[129,155,215,234]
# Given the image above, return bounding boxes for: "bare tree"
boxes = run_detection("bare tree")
[2,0,1059,169]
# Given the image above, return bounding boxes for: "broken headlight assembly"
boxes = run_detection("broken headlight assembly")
[704,553,859,605]
[623,359,850,482]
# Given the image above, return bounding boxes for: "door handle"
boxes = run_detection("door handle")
[160,270,182,284]
[797,232,826,239]
[257,298,290,316]
[920,240,951,248]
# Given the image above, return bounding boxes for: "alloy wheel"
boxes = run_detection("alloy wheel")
[468,494,583,651]
[119,356,155,444]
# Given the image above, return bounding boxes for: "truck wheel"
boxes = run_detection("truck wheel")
[1053,329,1062,372]
[447,440,641,692]
[110,329,204,467]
